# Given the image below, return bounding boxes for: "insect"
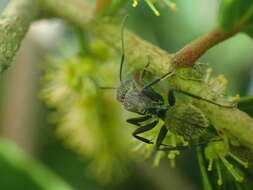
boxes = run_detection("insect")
[101,16,235,151]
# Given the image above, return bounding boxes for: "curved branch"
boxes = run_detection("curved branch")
[173,28,240,66]
[1,0,253,151]
[0,0,40,73]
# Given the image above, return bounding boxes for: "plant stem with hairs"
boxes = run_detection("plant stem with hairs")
[1,0,253,152]
[0,0,40,72]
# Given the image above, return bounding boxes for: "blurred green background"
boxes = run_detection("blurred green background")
[0,0,252,190]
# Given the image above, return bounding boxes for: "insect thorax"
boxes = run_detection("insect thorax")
[165,103,210,141]
[116,80,163,115]
[124,89,159,114]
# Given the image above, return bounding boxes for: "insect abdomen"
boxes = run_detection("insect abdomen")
[165,104,209,140]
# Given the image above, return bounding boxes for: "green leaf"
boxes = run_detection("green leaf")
[0,138,74,190]
[237,95,253,117]
[218,0,253,37]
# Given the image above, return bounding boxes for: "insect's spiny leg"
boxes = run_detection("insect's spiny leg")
[127,116,152,126]
[168,89,176,106]
[132,120,159,144]
[155,125,168,150]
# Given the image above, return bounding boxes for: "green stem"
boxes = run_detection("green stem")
[237,95,253,104]
[235,182,243,190]
[236,95,253,117]
[144,0,160,16]
[215,160,223,185]
[228,152,248,168]
[197,146,213,190]
[238,5,253,27]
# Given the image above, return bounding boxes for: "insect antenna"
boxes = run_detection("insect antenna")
[142,70,173,89]
[94,16,129,90]
[172,88,236,108]
[142,72,235,108]
[119,15,129,82]
[99,86,116,90]
[89,77,116,90]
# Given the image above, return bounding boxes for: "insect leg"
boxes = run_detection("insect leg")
[140,70,147,82]
[159,139,198,151]
[127,115,152,126]
[89,77,116,90]
[196,138,222,146]
[132,120,159,144]
[168,89,176,106]
[159,139,222,151]
[140,61,151,83]
[159,145,189,151]
[155,125,168,150]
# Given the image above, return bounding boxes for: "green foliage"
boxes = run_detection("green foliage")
[237,95,253,117]
[41,39,131,183]
[218,0,253,37]
[0,138,74,190]
[2,0,253,189]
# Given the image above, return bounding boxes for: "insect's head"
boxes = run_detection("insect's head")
[101,15,170,115]
[116,80,135,103]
